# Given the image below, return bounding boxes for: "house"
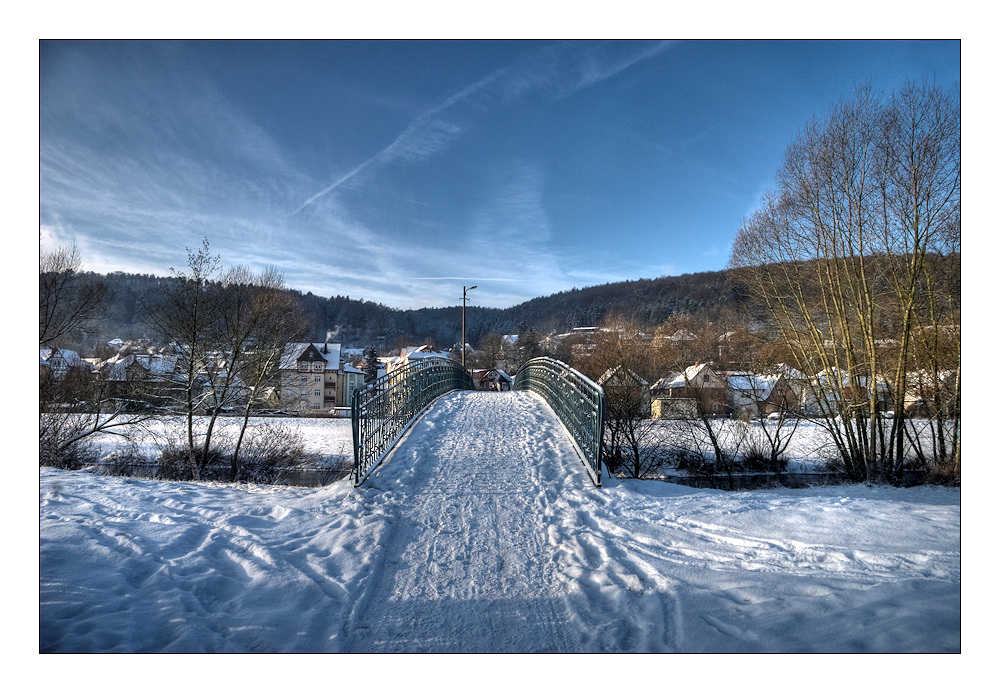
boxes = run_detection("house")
[386,345,455,373]
[472,368,513,391]
[650,363,728,418]
[903,369,960,417]
[39,347,90,381]
[279,342,342,413]
[598,366,651,416]
[802,367,892,416]
[723,371,799,418]
[99,353,192,408]
[340,363,367,407]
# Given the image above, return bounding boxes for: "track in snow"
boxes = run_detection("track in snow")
[343,390,597,652]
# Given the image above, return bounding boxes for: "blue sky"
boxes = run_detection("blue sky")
[39,39,960,310]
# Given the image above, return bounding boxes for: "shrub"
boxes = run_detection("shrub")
[100,441,154,478]
[667,444,716,476]
[232,422,320,484]
[929,455,960,486]
[154,437,228,481]
[739,435,789,474]
[39,414,101,470]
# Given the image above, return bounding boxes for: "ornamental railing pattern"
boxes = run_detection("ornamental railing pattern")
[514,357,605,486]
[351,357,473,486]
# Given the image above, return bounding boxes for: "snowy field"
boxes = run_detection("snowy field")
[85,415,356,469]
[80,411,947,481]
[39,390,961,657]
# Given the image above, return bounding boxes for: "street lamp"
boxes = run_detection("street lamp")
[462,285,477,368]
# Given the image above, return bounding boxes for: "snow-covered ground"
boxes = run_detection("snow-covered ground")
[86,415,356,469]
[80,410,943,481]
[40,390,960,654]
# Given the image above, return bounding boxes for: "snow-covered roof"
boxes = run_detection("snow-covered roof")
[105,354,180,381]
[813,368,890,392]
[654,363,715,389]
[473,368,513,382]
[597,366,648,387]
[390,345,451,364]
[280,343,341,370]
[723,371,782,400]
[774,363,807,381]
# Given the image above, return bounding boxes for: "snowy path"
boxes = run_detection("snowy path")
[344,390,600,652]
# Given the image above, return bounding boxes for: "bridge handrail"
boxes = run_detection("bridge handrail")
[351,357,473,486]
[514,357,605,486]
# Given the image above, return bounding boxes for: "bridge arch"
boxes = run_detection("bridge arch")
[513,357,605,486]
[350,356,606,487]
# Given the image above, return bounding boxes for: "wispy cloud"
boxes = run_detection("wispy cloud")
[555,40,676,99]
[41,41,683,310]
[291,41,674,215]
[291,68,507,215]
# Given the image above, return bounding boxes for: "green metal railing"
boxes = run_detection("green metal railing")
[514,357,605,486]
[351,357,473,486]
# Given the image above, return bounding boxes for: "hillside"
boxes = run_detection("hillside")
[60,269,742,353]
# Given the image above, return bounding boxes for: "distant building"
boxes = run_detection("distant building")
[650,363,728,418]
[472,368,513,391]
[39,347,90,381]
[279,342,358,413]
[598,366,651,416]
[386,345,455,373]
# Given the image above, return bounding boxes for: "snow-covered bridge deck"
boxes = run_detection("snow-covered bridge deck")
[343,389,651,652]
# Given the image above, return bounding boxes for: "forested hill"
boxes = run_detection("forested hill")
[68,269,742,353]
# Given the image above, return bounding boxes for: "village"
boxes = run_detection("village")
[39,321,957,425]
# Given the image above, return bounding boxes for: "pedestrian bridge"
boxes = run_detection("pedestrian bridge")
[351,357,605,487]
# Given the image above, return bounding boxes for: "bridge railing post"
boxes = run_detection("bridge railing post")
[514,357,605,487]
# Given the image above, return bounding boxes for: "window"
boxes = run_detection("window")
[315,376,321,382]
[315,390,321,397]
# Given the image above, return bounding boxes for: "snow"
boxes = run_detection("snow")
[85,415,355,470]
[39,390,961,657]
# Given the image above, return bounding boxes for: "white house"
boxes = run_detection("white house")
[650,363,729,418]
[386,345,455,373]
[40,347,89,380]
[723,371,799,418]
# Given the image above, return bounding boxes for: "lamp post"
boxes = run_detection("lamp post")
[462,285,477,368]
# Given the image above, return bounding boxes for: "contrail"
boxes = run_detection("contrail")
[291,68,506,216]
[290,41,673,217]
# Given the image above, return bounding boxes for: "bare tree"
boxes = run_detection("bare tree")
[141,239,221,480]
[473,333,505,370]
[577,316,672,479]
[39,241,107,346]
[40,372,158,469]
[39,241,153,468]
[222,267,309,478]
[729,80,959,482]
